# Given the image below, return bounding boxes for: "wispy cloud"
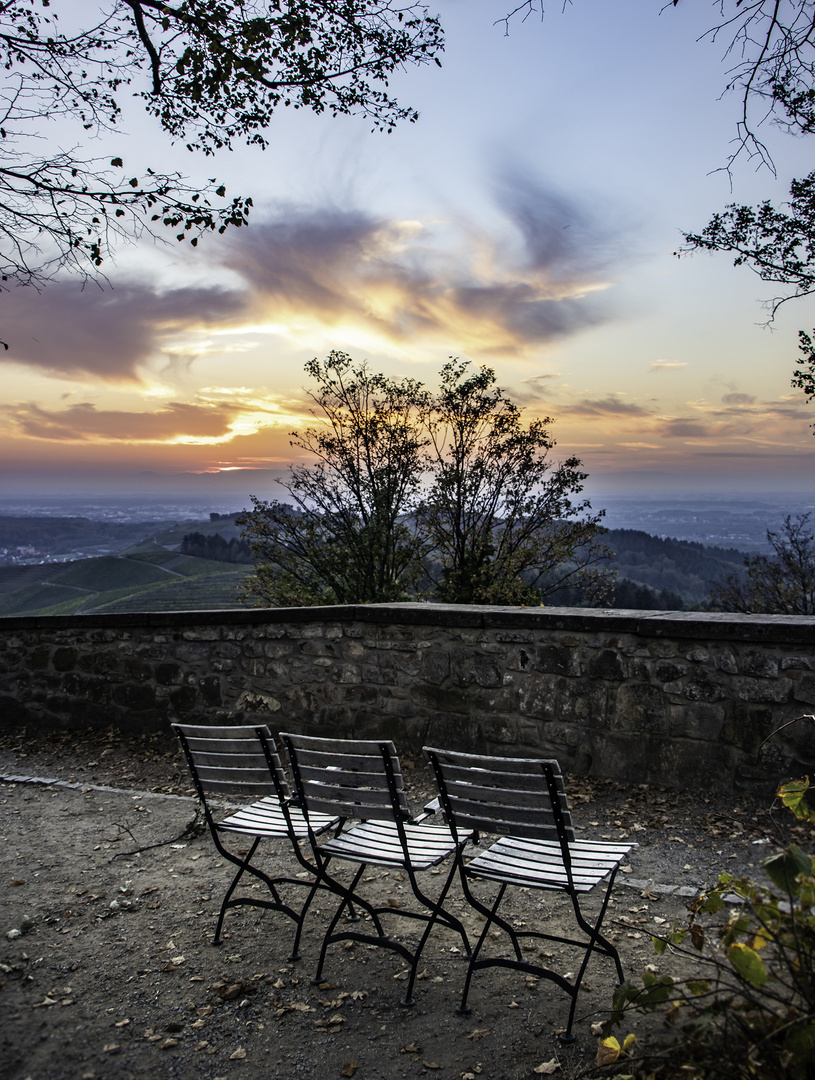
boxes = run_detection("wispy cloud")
[1,177,629,382]
[721,392,756,405]
[3,390,294,445]
[558,395,653,417]
[649,360,688,372]
[0,280,246,382]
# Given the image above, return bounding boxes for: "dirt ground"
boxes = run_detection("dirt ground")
[0,728,801,1080]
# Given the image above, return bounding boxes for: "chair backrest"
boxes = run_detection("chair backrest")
[280,732,410,822]
[172,723,290,804]
[424,746,575,843]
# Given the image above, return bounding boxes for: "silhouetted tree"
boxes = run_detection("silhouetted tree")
[240,354,611,607]
[0,1,443,297]
[708,513,815,615]
[419,360,611,605]
[239,352,430,605]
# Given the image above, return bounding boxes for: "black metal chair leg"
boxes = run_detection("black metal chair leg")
[213,836,262,944]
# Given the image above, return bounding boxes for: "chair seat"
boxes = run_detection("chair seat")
[465,835,635,893]
[320,818,468,871]
[218,797,338,840]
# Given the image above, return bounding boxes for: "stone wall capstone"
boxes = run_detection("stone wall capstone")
[1,603,814,791]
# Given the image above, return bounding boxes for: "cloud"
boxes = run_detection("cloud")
[721,392,757,405]
[558,395,652,417]
[3,390,292,444]
[219,189,620,354]
[658,417,717,438]
[649,360,688,372]
[0,279,247,381]
[1,178,628,381]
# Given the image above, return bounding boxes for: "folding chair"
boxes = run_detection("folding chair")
[280,732,472,1005]
[424,746,636,1042]
[172,723,340,960]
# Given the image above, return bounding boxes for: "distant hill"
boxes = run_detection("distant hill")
[0,513,751,616]
[603,529,745,607]
[0,515,178,560]
[0,550,253,616]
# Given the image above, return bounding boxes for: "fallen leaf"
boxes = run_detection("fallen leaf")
[114,1019,130,1028]
[423,1063,441,1071]
[341,1063,358,1078]
[230,1048,247,1060]
[101,1043,121,1054]
[595,1037,621,1067]
[161,1039,179,1051]
[533,1060,561,1075]
[314,1016,345,1028]
[466,1029,491,1041]
[401,1043,422,1054]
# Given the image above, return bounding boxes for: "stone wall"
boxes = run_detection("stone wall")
[1,603,814,791]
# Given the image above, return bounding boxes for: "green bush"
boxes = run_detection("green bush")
[599,731,815,1080]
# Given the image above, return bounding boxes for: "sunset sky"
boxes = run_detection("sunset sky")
[2,0,814,504]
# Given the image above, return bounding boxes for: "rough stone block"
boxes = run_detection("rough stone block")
[587,649,625,681]
[235,690,280,714]
[682,679,727,703]
[713,650,738,675]
[413,685,470,715]
[654,660,688,682]
[558,682,609,727]
[615,682,669,733]
[198,676,222,706]
[420,650,450,685]
[742,653,779,678]
[124,658,152,682]
[536,644,581,676]
[264,641,293,659]
[518,673,558,719]
[794,674,815,705]
[112,682,156,711]
[782,656,814,671]
[170,685,197,713]
[331,663,361,685]
[52,647,78,672]
[733,676,790,704]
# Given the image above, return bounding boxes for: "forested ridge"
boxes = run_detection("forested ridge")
[0,514,750,615]
[601,529,746,608]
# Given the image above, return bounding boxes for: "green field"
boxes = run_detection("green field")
[0,551,254,616]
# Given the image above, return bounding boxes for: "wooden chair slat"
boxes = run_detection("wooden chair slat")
[438,759,567,788]
[292,747,401,776]
[297,763,404,789]
[185,749,268,767]
[197,777,279,796]
[197,765,278,785]
[455,813,559,841]
[445,780,570,813]
[284,735,398,757]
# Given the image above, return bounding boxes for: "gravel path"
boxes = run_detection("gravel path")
[0,729,799,1080]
